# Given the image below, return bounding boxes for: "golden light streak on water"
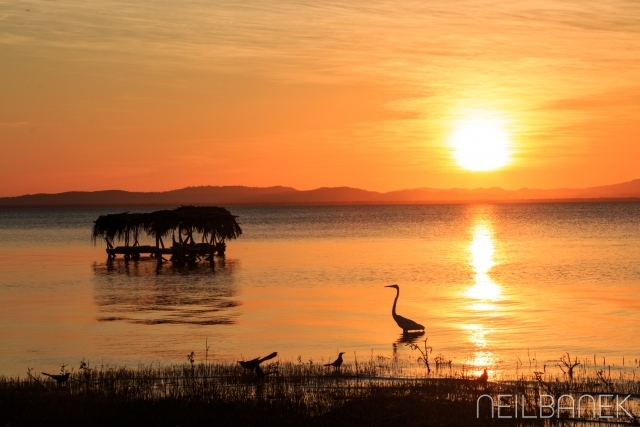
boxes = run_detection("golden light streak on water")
[468,302,497,311]
[462,217,503,375]
[465,223,501,301]
[462,324,495,376]
[464,323,488,348]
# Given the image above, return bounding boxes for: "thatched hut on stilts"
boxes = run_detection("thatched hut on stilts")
[91,206,242,266]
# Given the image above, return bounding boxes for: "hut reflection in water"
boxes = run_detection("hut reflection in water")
[92,257,240,325]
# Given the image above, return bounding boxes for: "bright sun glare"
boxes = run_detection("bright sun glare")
[449,115,512,171]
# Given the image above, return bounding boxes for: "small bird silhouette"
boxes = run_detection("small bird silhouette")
[41,372,70,385]
[238,352,278,371]
[324,352,345,369]
[478,369,489,384]
[385,284,425,333]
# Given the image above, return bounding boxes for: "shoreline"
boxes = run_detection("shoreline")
[2,359,638,426]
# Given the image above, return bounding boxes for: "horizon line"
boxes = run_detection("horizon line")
[3,176,640,199]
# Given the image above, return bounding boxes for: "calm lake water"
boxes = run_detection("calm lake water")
[1,203,639,377]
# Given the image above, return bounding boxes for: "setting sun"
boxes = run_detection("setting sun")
[449,115,512,171]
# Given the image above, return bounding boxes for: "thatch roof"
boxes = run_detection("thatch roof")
[92,206,242,245]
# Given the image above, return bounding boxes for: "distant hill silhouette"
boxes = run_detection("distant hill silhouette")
[1,180,640,208]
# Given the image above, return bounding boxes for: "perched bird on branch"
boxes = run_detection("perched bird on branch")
[385,284,425,333]
[41,372,70,385]
[238,352,278,371]
[324,352,345,370]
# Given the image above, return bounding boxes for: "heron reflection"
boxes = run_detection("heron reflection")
[395,331,425,345]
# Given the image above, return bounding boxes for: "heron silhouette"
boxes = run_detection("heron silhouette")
[385,284,424,333]
[324,352,345,370]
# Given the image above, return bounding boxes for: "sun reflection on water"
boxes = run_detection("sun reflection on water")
[464,323,488,347]
[462,322,496,375]
[465,223,501,300]
[462,218,504,375]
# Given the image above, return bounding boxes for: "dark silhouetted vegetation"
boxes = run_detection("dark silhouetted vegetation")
[2,353,639,426]
[91,206,242,246]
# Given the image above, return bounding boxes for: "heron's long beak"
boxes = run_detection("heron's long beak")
[384,285,395,288]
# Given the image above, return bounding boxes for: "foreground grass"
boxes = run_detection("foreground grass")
[1,358,639,426]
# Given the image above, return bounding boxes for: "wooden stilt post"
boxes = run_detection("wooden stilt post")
[178,225,184,265]
[156,234,162,267]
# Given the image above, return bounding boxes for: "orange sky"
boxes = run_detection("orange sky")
[1,0,639,196]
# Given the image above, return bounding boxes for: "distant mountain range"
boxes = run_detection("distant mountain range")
[2,180,640,208]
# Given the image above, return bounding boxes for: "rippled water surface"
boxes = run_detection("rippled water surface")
[1,203,639,376]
